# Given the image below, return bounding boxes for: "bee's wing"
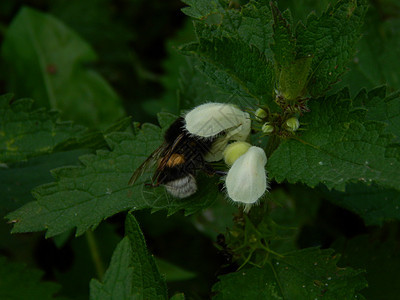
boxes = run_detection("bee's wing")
[129,145,166,185]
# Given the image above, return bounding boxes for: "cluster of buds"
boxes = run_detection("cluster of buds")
[254,107,301,136]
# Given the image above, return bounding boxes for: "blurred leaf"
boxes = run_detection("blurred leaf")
[324,183,400,226]
[333,230,400,300]
[90,214,167,300]
[6,115,222,237]
[0,94,98,164]
[49,0,133,64]
[0,256,60,299]
[268,89,400,192]
[191,197,236,240]
[1,7,125,128]
[142,20,196,116]
[335,8,400,94]
[212,248,367,299]
[0,149,89,216]
[170,293,185,300]
[155,257,196,282]
[55,222,121,300]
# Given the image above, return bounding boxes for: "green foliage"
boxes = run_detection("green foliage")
[325,183,400,226]
[182,37,274,104]
[212,248,367,299]
[0,256,61,299]
[0,94,101,164]
[295,0,368,96]
[335,6,400,94]
[6,113,222,237]
[268,88,400,191]
[1,7,125,128]
[90,214,167,300]
[333,228,400,300]
[2,0,400,298]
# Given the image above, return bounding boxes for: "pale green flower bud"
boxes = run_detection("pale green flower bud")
[255,108,267,122]
[223,141,252,166]
[286,117,300,132]
[262,122,274,134]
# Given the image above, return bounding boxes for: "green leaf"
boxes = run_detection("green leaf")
[1,7,125,128]
[183,0,274,60]
[90,214,167,300]
[6,116,222,237]
[0,149,89,216]
[295,0,368,96]
[184,37,274,105]
[268,89,400,192]
[170,293,185,300]
[0,256,60,299]
[324,183,400,226]
[333,231,400,300]
[335,10,400,94]
[155,257,196,282]
[271,4,296,69]
[212,248,367,299]
[181,0,226,19]
[353,87,400,141]
[0,94,99,164]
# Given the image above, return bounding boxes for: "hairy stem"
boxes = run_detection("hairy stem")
[265,134,280,157]
[86,230,105,280]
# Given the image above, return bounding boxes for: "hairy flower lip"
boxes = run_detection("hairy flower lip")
[184,102,250,138]
[184,102,251,162]
[225,146,268,207]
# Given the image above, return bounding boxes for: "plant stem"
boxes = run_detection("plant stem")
[86,231,105,280]
[265,134,280,157]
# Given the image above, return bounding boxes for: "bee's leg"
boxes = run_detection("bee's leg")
[145,182,161,188]
[214,170,228,176]
[202,164,227,176]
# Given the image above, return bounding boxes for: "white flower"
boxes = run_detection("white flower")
[184,103,251,161]
[225,146,268,211]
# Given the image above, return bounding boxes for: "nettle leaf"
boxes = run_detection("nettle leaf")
[181,0,226,19]
[212,248,367,299]
[0,149,90,216]
[188,0,274,60]
[325,183,400,226]
[0,256,60,299]
[183,37,274,105]
[353,87,400,141]
[334,232,400,300]
[6,114,222,237]
[0,94,101,164]
[90,214,167,300]
[295,0,368,96]
[336,13,400,94]
[271,3,312,101]
[271,4,295,69]
[1,7,125,128]
[268,89,400,192]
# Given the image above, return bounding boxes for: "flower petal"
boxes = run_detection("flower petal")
[225,146,268,204]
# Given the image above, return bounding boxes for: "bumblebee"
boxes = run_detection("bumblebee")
[129,117,216,198]
[129,103,251,198]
